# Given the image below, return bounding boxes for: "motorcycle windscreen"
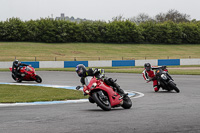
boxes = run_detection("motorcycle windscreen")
[25,66,32,71]
[84,76,93,86]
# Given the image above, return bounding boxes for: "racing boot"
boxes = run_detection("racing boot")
[113,83,128,98]
[154,86,159,92]
[108,78,128,97]
[153,80,159,92]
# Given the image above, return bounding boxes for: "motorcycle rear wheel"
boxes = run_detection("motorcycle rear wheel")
[121,96,132,109]
[35,75,42,83]
[169,82,180,93]
[92,91,111,111]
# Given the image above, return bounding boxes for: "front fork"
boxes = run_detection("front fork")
[97,91,108,100]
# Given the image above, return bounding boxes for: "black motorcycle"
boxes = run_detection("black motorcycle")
[154,68,180,93]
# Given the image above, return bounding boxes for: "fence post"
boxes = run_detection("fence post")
[35,57,36,61]
[74,57,76,61]
[55,57,57,61]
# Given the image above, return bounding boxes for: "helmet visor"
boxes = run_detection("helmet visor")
[77,68,84,77]
[146,66,151,71]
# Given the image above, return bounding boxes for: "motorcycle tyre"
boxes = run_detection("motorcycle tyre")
[169,82,180,93]
[92,91,111,111]
[16,78,22,83]
[121,95,132,109]
[11,74,16,81]
[12,74,22,82]
[88,96,95,103]
[35,75,42,83]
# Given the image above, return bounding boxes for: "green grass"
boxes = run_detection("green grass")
[0,84,87,103]
[166,69,200,75]
[0,42,200,61]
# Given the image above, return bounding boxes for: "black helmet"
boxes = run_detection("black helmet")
[14,60,19,64]
[144,63,151,71]
[13,60,21,66]
[76,64,86,77]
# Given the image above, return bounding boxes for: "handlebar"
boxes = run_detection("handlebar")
[146,77,157,83]
[76,86,82,90]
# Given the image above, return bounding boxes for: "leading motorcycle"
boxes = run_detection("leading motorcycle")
[9,66,42,83]
[80,76,132,111]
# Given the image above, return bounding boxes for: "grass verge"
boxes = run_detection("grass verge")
[0,84,87,103]
[1,42,200,61]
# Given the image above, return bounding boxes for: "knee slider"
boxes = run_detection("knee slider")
[104,78,112,86]
[108,78,114,83]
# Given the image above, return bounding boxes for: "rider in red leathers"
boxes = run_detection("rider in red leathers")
[142,63,159,92]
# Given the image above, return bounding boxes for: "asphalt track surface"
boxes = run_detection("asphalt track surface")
[0,71,200,133]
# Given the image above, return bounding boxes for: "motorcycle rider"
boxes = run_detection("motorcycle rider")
[75,64,127,100]
[142,63,160,92]
[12,60,28,80]
[142,63,169,92]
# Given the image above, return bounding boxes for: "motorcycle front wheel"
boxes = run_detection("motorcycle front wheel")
[35,75,42,83]
[92,91,111,111]
[169,82,180,93]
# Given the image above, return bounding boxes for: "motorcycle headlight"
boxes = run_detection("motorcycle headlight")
[161,74,167,80]
[21,74,25,77]
[83,86,90,94]
[90,83,97,90]
[85,90,90,94]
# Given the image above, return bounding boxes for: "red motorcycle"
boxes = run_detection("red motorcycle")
[9,66,42,83]
[82,76,132,111]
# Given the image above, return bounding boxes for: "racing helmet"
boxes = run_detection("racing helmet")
[14,60,19,64]
[144,63,151,71]
[13,60,21,66]
[76,64,86,77]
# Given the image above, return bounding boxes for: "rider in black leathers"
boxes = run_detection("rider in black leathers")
[75,64,126,101]
[12,60,28,80]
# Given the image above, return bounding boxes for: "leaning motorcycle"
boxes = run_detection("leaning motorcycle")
[154,68,180,93]
[9,66,42,83]
[82,76,132,111]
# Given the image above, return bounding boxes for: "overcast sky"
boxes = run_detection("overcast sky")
[1,0,200,21]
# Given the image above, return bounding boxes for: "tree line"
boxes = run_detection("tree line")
[0,10,200,44]
[129,9,192,24]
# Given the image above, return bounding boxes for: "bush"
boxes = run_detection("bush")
[79,21,107,42]
[140,21,183,44]
[0,18,27,41]
[179,22,200,44]
[0,18,200,44]
[105,20,143,43]
[53,20,81,43]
